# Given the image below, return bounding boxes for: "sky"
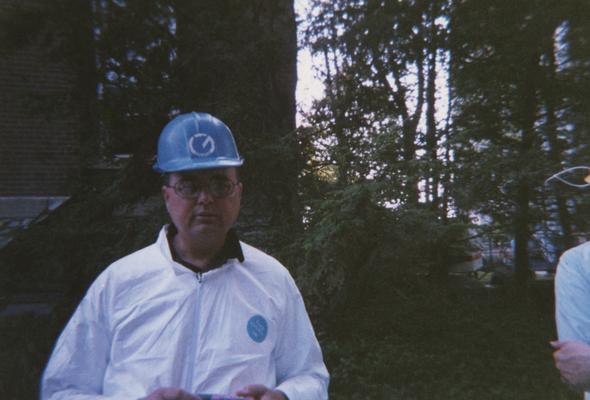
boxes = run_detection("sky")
[294,0,324,125]
[292,0,450,129]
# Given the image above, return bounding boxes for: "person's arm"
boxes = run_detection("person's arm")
[551,340,590,391]
[270,280,329,400]
[41,275,114,400]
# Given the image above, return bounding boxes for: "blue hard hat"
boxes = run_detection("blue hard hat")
[153,112,244,172]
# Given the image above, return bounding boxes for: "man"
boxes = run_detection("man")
[550,166,590,397]
[553,240,590,397]
[41,112,329,400]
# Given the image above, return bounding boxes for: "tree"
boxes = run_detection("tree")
[304,0,451,210]
[451,0,590,286]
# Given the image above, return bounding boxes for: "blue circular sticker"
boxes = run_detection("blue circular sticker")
[247,315,268,343]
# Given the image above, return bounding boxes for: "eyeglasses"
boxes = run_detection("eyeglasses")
[167,178,239,199]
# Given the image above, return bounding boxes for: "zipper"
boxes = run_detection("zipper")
[184,272,203,390]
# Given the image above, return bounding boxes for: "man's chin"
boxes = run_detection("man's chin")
[188,223,224,238]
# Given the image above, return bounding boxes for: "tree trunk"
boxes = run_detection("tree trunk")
[425,4,439,211]
[541,30,574,250]
[514,53,539,288]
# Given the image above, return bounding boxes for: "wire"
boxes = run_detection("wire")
[545,166,590,188]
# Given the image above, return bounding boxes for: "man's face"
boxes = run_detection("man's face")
[162,168,242,242]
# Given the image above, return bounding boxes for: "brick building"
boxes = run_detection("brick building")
[0,0,82,245]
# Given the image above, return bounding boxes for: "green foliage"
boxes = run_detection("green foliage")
[294,183,385,311]
[320,287,577,400]
[291,182,472,312]
[94,0,177,155]
[372,207,470,280]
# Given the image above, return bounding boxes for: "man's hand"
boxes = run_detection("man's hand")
[552,340,590,391]
[236,384,287,400]
[144,387,202,400]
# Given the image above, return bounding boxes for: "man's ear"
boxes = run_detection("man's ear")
[236,182,243,199]
[162,185,170,204]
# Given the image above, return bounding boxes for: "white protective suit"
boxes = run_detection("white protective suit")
[42,226,329,400]
[555,241,590,400]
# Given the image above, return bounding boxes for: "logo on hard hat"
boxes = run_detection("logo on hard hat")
[188,133,216,157]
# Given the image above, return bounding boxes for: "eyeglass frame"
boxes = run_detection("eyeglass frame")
[164,177,240,199]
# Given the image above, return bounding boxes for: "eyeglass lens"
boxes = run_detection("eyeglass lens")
[175,178,235,198]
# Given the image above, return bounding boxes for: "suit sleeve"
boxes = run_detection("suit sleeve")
[273,278,329,400]
[41,273,119,400]
[555,247,590,343]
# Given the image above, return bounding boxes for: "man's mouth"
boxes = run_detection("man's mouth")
[193,212,218,221]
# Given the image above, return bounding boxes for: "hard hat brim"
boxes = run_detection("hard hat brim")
[153,158,244,173]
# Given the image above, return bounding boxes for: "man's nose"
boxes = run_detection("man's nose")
[195,187,214,203]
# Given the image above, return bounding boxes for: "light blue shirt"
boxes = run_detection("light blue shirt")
[555,241,590,399]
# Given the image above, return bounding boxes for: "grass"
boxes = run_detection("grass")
[320,281,577,399]
[0,281,578,400]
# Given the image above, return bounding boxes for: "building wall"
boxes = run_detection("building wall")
[0,1,81,197]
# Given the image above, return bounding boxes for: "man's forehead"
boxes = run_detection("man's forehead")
[172,168,237,180]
